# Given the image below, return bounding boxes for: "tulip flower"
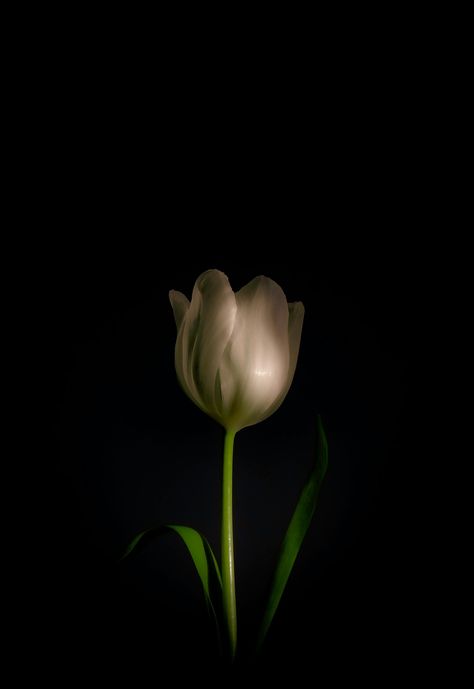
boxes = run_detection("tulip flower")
[122,270,328,667]
[169,269,305,433]
[169,269,304,659]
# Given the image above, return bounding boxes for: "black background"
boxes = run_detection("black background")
[34,233,430,682]
[19,34,443,683]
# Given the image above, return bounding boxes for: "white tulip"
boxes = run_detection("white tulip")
[169,269,304,433]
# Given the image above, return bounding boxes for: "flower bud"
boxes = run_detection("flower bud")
[169,269,304,432]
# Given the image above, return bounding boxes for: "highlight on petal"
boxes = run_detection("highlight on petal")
[257,300,305,424]
[221,276,290,431]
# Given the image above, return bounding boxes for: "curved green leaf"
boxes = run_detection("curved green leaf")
[121,524,222,646]
[257,415,329,650]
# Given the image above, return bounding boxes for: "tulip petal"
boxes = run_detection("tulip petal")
[189,270,237,421]
[173,286,204,412]
[257,300,305,423]
[287,301,305,383]
[169,290,190,331]
[221,276,290,431]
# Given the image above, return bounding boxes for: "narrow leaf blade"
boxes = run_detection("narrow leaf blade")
[121,524,222,645]
[257,415,329,650]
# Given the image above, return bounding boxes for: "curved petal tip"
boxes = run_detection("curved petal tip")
[169,289,190,330]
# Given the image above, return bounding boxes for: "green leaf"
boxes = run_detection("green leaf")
[257,415,329,651]
[121,524,222,647]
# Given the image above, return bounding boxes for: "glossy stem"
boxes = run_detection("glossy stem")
[221,430,237,660]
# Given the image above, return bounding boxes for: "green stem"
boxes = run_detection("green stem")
[221,430,237,660]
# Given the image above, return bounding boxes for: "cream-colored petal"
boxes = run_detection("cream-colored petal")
[174,319,202,410]
[169,277,209,416]
[169,290,190,331]
[189,270,237,421]
[221,276,290,431]
[256,300,304,424]
[287,301,305,381]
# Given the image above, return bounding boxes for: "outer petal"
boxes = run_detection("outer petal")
[169,290,190,331]
[257,300,305,424]
[188,270,237,421]
[287,301,305,382]
[221,276,290,431]
[172,287,203,411]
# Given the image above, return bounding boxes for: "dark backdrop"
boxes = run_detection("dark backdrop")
[34,227,428,682]
[22,38,439,682]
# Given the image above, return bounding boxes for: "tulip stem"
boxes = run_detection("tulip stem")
[221,429,237,660]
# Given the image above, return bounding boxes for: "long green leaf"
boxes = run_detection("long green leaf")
[257,415,329,650]
[121,524,222,645]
